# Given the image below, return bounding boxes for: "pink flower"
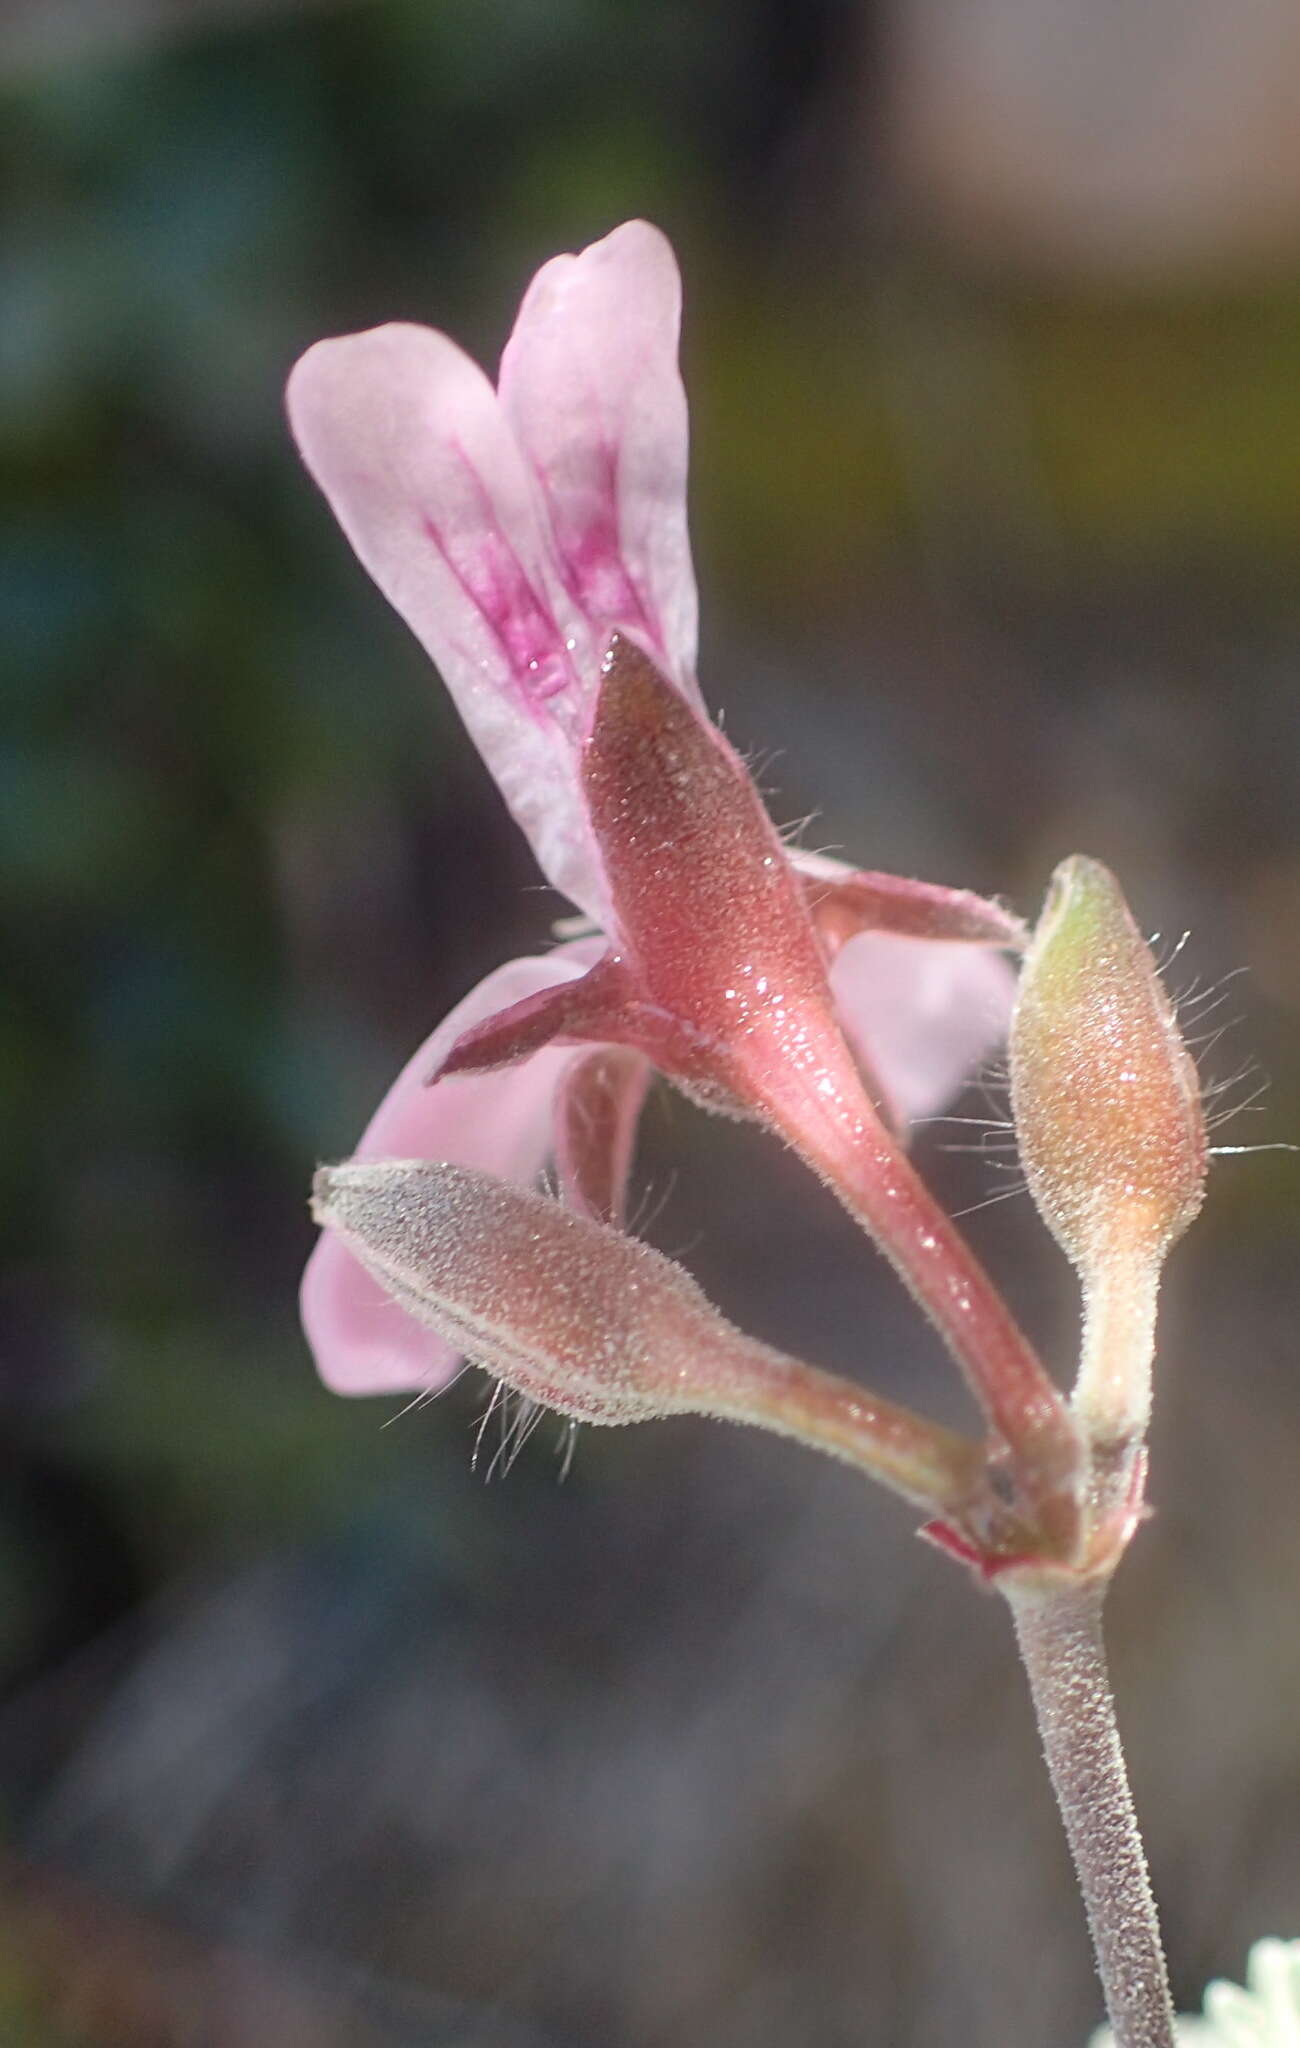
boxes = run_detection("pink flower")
[289,222,1020,1398]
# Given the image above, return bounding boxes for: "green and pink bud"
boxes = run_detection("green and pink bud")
[1012,856,1205,1279]
[1011,857,1207,1546]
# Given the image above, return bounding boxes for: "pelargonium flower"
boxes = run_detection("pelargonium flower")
[289,222,1021,1400]
[1090,1939,1300,2047]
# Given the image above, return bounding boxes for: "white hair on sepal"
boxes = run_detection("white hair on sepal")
[913,1050,1028,1219]
[556,1417,580,1482]
[380,1356,473,1429]
[468,1378,548,1482]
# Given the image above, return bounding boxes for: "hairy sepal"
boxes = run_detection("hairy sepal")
[795,854,1027,960]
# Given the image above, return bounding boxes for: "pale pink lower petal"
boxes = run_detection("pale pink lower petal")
[287,326,607,919]
[499,222,700,699]
[829,933,1017,1127]
[302,948,599,1397]
[553,1047,652,1226]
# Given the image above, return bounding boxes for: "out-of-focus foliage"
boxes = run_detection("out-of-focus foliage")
[2,3,1299,2045]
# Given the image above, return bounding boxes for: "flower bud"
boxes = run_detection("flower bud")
[1010,856,1206,1275]
[311,1159,989,1518]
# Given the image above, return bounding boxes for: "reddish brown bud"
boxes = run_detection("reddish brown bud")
[311,1160,990,1519]
[552,1047,651,1226]
[581,635,855,1120]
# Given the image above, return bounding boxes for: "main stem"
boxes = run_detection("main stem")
[1004,1576,1176,2048]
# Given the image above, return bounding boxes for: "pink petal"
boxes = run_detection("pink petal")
[499,221,700,701]
[552,1048,651,1226]
[829,933,1017,1127]
[286,325,606,918]
[302,948,598,1397]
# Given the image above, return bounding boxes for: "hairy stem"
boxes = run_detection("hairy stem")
[1004,1576,1175,2048]
[1076,1253,1160,1458]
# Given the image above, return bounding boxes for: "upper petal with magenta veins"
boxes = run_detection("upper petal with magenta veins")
[287,223,701,922]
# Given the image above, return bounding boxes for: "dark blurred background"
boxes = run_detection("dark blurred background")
[3,1,1300,2042]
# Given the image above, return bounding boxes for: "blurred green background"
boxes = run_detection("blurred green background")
[3,1,1299,2042]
